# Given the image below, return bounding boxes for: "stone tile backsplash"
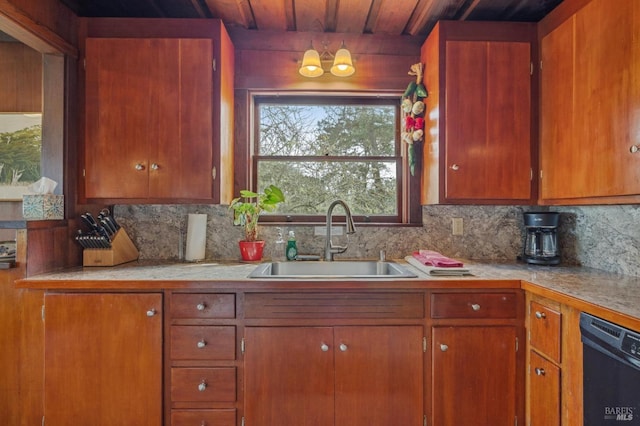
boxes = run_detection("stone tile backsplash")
[114,204,640,278]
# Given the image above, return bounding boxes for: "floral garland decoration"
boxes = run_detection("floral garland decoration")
[401,63,428,176]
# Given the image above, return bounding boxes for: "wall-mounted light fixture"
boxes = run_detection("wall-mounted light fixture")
[299,41,355,78]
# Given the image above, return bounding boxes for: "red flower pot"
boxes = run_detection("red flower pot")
[239,240,265,262]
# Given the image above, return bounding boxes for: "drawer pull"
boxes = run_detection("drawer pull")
[320,343,329,352]
[339,343,348,352]
[146,309,156,317]
[535,367,546,376]
[471,303,481,311]
[196,302,206,311]
[198,380,207,392]
[197,339,207,349]
[135,163,145,171]
[535,311,547,319]
[440,344,449,352]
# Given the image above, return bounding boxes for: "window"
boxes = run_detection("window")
[252,95,420,225]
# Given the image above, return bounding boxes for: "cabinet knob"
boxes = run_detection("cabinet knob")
[535,311,547,319]
[135,163,145,171]
[471,303,481,311]
[630,145,640,153]
[197,339,207,349]
[198,380,207,392]
[535,367,546,376]
[146,309,156,317]
[440,344,449,352]
[320,343,329,352]
[339,343,348,352]
[196,303,206,311]
[449,164,460,171]
[151,163,159,170]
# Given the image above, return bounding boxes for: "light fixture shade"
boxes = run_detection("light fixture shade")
[330,43,355,77]
[299,48,324,77]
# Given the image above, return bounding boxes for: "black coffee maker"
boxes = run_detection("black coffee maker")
[523,212,560,265]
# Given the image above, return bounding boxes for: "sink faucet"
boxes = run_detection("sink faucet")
[324,200,356,261]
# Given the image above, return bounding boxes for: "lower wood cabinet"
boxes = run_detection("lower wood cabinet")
[430,290,524,426]
[529,350,561,426]
[243,325,424,426]
[43,292,163,425]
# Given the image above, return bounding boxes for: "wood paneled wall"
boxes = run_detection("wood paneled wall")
[0,0,77,54]
[230,28,423,192]
[0,41,42,112]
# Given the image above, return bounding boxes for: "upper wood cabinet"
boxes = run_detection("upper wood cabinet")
[79,18,235,204]
[539,0,640,204]
[421,21,537,205]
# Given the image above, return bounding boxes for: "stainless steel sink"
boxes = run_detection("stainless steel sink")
[248,260,417,279]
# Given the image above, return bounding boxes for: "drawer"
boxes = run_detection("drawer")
[171,409,236,426]
[171,326,236,360]
[245,292,424,319]
[529,301,561,363]
[170,293,235,319]
[171,367,236,402]
[431,292,518,319]
[529,350,561,426]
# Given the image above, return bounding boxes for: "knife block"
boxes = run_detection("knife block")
[83,228,139,267]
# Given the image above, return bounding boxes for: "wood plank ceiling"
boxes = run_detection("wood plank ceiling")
[61,0,564,37]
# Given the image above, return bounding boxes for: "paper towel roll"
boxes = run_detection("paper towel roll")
[185,214,207,261]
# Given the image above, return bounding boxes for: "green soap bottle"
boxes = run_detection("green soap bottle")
[286,230,298,261]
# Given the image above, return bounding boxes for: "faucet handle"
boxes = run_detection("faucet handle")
[379,250,386,261]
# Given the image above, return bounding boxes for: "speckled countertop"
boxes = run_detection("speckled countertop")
[16,259,640,326]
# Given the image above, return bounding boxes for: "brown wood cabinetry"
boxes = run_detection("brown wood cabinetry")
[243,292,425,426]
[420,21,536,205]
[0,41,42,112]
[527,299,561,426]
[430,291,525,426]
[539,0,640,204]
[167,292,237,426]
[43,292,163,425]
[80,18,235,204]
[525,292,583,426]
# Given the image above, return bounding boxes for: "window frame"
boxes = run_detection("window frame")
[249,92,422,226]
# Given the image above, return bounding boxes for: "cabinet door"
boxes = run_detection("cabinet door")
[529,351,560,426]
[244,327,335,426]
[539,17,575,200]
[335,326,424,426]
[44,293,162,425]
[445,40,531,201]
[541,0,640,200]
[85,38,213,200]
[432,326,518,426]
[85,38,176,199]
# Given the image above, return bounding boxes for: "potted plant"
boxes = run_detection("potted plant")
[229,185,285,261]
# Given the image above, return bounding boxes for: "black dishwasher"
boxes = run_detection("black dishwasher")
[580,312,640,425]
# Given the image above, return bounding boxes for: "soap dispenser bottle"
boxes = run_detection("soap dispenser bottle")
[286,230,298,261]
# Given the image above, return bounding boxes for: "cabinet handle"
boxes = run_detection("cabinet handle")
[196,303,206,311]
[151,163,159,170]
[535,311,547,319]
[449,164,460,171]
[197,339,207,349]
[339,343,348,352]
[198,380,207,392]
[535,367,546,376]
[320,343,329,352]
[471,303,481,311]
[440,344,449,352]
[135,163,145,171]
[630,145,639,153]
[146,309,156,317]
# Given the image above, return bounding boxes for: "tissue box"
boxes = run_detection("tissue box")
[22,194,64,220]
